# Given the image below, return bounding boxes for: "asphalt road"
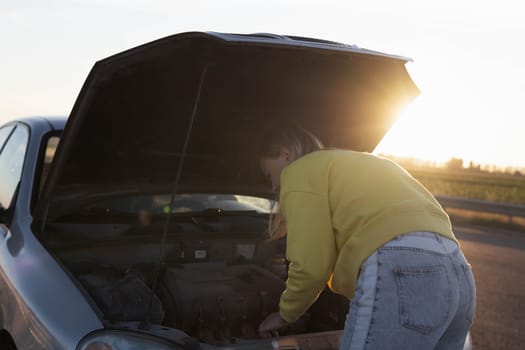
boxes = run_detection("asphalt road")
[454,224,525,350]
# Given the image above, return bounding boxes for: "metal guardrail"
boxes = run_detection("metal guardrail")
[435,195,525,220]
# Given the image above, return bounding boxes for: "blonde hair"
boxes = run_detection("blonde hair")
[258,124,323,240]
[257,124,324,162]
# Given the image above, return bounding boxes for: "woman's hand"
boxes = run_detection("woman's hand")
[258,312,289,338]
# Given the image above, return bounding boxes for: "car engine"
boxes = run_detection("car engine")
[48,199,348,346]
[59,235,348,345]
[158,262,285,342]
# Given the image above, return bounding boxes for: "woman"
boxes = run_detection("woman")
[257,125,476,350]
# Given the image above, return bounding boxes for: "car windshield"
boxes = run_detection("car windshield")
[86,193,276,216]
[44,193,277,243]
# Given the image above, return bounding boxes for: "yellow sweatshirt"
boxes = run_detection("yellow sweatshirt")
[278,150,457,323]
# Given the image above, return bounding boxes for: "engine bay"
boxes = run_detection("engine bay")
[43,194,346,345]
[52,233,347,345]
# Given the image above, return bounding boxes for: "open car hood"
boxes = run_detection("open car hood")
[36,31,419,222]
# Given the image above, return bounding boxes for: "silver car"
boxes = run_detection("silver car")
[1,32,468,349]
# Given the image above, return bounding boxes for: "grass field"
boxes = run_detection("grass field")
[406,168,525,205]
[404,167,525,231]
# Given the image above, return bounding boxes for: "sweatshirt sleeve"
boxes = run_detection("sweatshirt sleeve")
[278,190,336,323]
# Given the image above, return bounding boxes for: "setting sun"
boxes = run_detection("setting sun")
[375,95,462,165]
[374,62,525,171]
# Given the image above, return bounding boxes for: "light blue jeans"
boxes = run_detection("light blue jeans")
[339,232,476,350]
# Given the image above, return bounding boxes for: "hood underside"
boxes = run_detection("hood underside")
[37,32,419,221]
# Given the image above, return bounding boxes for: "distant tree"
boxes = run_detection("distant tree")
[446,157,464,170]
[468,161,481,172]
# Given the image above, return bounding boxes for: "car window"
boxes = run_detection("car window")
[0,125,15,153]
[0,124,29,209]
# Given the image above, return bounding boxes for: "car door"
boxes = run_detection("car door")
[0,122,30,349]
[0,120,103,349]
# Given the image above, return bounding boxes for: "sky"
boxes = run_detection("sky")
[1,0,524,169]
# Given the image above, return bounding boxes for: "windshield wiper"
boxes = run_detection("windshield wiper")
[174,208,259,217]
[169,209,262,226]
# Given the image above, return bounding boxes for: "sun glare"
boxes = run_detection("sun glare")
[374,91,492,167]
[375,96,454,165]
[375,51,525,171]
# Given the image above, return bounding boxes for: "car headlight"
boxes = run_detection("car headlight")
[76,330,187,350]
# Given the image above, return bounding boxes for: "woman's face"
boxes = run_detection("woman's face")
[259,148,291,194]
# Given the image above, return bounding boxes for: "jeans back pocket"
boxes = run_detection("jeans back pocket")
[394,265,451,334]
